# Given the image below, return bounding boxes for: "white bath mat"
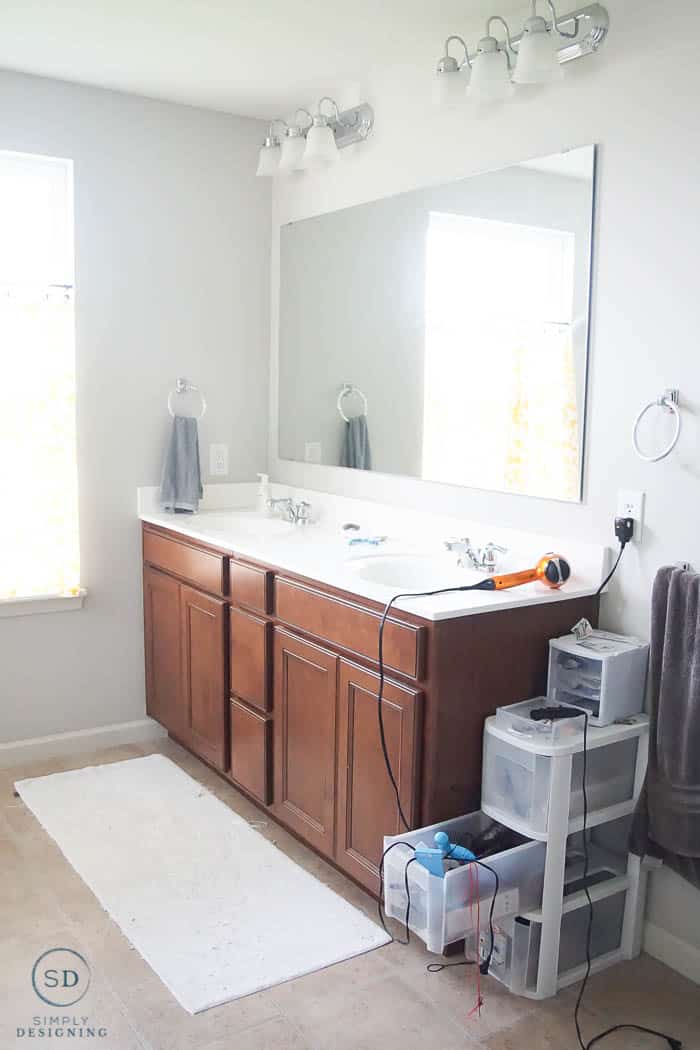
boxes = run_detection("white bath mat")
[15,754,389,1013]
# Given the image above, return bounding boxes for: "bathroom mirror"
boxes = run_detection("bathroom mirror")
[278,145,595,502]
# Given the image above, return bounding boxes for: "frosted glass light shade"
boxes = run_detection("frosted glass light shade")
[256,142,280,177]
[279,133,307,172]
[467,36,514,102]
[513,16,564,83]
[302,122,339,168]
[433,61,470,106]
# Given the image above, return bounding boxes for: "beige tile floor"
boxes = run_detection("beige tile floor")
[1,739,698,1050]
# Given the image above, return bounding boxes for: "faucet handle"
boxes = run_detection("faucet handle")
[480,542,508,573]
[295,500,312,524]
[444,536,471,552]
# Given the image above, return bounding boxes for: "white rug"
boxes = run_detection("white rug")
[15,754,389,1013]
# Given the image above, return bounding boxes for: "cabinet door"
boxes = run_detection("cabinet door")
[180,584,227,770]
[143,565,183,736]
[336,661,423,894]
[272,629,338,856]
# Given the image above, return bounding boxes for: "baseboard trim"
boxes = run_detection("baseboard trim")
[644,921,700,985]
[0,719,167,768]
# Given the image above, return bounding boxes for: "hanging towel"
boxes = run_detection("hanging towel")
[630,565,700,889]
[340,415,372,471]
[159,415,203,513]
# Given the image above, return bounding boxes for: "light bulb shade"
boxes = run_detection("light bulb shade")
[433,63,470,106]
[513,16,564,83]
[256,142,281,177]
[303,122,339,168]
[467,37,514,102]
[279,132,307,172]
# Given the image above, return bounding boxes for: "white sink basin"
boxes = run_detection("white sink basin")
[194,510,294,539]
[348,553,482,592]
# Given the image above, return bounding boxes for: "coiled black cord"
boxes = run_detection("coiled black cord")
[573,710,681,1050]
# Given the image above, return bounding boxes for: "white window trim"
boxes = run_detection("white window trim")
[0,589,87,619]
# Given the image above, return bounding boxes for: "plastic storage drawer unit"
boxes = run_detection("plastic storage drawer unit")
[383,811,546,955]
[548,631,648,726]
[481,722,638,839]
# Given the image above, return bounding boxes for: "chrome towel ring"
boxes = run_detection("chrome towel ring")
[632,388,680,462]
[168,377,207,420]
[337,383,368,422]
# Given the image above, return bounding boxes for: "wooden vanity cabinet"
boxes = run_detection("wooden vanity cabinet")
[142,522,599,896]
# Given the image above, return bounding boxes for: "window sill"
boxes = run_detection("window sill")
[0,589,87,619]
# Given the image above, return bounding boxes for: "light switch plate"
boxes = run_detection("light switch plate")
[209,443,229,477]
[617,489,645,541]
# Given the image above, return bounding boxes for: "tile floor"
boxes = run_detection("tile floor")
[1,739,698,1049]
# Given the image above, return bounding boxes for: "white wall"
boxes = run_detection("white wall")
[269,0,700,973]
[0,70,270,745]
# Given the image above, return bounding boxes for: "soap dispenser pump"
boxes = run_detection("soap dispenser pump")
[256,473,270,515]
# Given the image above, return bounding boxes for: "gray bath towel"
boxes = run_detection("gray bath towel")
[630,565,700,888]
[159,415,203,513]
[340,415,371,471]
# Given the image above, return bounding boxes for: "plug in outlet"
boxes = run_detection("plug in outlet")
[616,489,645,542]
[209,443,229,477]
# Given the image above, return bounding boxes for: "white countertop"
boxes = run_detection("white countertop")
[138,484,607,622]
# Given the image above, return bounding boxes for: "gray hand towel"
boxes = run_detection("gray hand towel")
[340,415,371,471]
[159,415,203,513]
[630,565,700,888]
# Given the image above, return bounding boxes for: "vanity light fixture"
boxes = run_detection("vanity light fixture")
[255,98,374,177]
[434,1,608,105]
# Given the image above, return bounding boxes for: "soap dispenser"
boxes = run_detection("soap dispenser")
[256,473,271,515]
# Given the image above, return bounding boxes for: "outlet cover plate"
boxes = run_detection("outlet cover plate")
[209,443,229,477]
[617,489,645,541]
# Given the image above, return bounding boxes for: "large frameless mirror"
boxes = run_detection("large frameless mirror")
[278,145,595,502]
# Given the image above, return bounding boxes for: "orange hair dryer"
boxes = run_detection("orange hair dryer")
[490,553,571,591]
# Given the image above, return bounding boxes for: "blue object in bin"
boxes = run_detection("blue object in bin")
[434,831,476,863]
[414,846,446,877]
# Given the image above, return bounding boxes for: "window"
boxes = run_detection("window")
[422,211,580,501]
[0,150,80,603]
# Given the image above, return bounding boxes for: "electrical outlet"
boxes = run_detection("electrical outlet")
[305,442,322,464]
[209,443,229,477]
[616,489,645,541]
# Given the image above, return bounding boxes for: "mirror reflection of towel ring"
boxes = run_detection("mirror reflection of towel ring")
[168,378,207,420]
[337,384,368,422]
[632,388,680,462]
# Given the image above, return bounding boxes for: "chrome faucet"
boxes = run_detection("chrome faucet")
[267,497,312,526]
[444,537,508,574]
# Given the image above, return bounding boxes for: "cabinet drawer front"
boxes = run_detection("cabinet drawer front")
[230,607,270,712]
[144,529,225,596]
[229,560,271,614]
[230,700,271,804]
[275,578,424,679]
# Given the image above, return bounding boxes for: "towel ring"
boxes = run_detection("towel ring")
[168,378,207,420]
[337,384,368,423]
[632,388,680,462]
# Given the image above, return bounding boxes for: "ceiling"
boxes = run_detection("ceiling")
[0,0,527,120]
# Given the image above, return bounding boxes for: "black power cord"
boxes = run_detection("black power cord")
[572,709,681,1050]
[595,518,633,598]
[376,581,500,974]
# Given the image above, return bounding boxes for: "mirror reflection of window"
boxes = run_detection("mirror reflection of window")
[422,211,579,500]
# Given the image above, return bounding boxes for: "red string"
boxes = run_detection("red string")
[466,863,483,1020]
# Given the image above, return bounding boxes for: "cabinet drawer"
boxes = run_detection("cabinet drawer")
[275,578,424,679]
[230,700,271,804]
[143,528,225,597]
[229,560,271,614]
[230,607,270,712]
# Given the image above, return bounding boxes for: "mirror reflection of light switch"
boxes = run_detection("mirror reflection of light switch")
[209,443,229,476]
[305,442,322,464]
